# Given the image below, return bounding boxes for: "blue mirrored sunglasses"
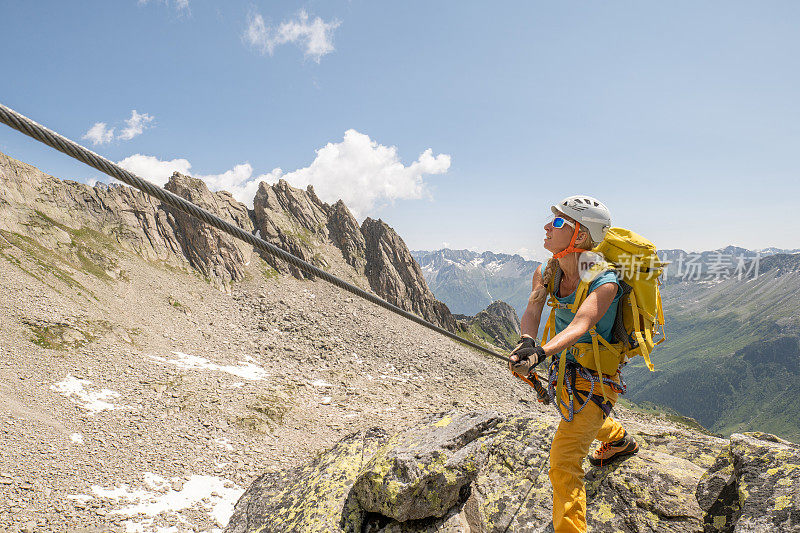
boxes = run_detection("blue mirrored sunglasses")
[551,216,575,229]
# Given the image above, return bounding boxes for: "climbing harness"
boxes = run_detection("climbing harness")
[546,360,625,422]
[0,103,512,364]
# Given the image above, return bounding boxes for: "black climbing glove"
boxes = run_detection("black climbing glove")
[508,335,546,377]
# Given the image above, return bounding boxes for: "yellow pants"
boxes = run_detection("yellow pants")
[549,372,626,533]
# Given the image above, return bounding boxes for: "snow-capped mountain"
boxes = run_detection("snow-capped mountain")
[410,249,540,317]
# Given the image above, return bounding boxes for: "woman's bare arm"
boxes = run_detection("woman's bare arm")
[519,267,546,338]
[541,282,617,356]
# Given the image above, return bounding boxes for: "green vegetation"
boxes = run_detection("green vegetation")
[259,259,280,280]
[460,323,501,350]
[1,229,92,296]
[240,389,294,432]
[287,225,316,247]
[0,210,130,298]
[624,272,800,442]
[24,319,112,351]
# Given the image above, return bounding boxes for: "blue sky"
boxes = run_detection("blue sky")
[1,1,799,261]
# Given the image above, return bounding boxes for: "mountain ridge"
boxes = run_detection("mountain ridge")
[411,248,539,318]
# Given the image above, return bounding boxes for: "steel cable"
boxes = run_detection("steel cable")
[0,102,510,363]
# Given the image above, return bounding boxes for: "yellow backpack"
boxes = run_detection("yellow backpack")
[542,227,667,404]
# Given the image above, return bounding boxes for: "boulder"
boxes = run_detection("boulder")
[697,432,800,532]
[225,428,390,533]
[353,412,503,521]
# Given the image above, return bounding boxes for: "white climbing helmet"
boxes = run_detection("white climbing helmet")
[551,195,612,243]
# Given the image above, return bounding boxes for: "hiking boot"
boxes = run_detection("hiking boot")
[589,432,639,466]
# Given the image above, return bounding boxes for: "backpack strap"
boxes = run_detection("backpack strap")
[555,347,568,410]
[589,328,608,404]
[628,290,654,371]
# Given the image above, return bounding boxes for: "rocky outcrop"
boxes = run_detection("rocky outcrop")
[0,153,251,289]
[328,200,367,272]
[362,218,456,332]
[226,411,800,533]
[353,412,502,522]
[164,172,253,286]
[456,301,521,350]
[224,428,391,533]
[251,181,455,330]
[0,150,457,330]
[252,180,331,278]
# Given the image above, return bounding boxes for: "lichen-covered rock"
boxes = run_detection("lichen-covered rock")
[353,412,503,522]
[460,415,555,531]
[697,443,740,532]
[229,412,800,533]
[697,432,800,532]
[585,451,705,531]
[225,428,389,533]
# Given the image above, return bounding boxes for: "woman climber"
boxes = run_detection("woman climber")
[508,195,639,533]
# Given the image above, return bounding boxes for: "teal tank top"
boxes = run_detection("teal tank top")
[542,265,622,356]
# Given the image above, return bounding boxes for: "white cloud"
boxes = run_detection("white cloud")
[244,10,340,63]
[118,154,192,186]
[280,130,450,218]
[83,110,154,145]
[117,130,450,217]
[198,163,282,207]
[83,122,115,146]
[119,110,154,141]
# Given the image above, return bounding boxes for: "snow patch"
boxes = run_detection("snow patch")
[51,375,122,414]
[91,473,243,531]
[70,433,84,444]
[148,352,268,380]
[310,379,334,388]
[214,437,234,451]
[485,260,503,273]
